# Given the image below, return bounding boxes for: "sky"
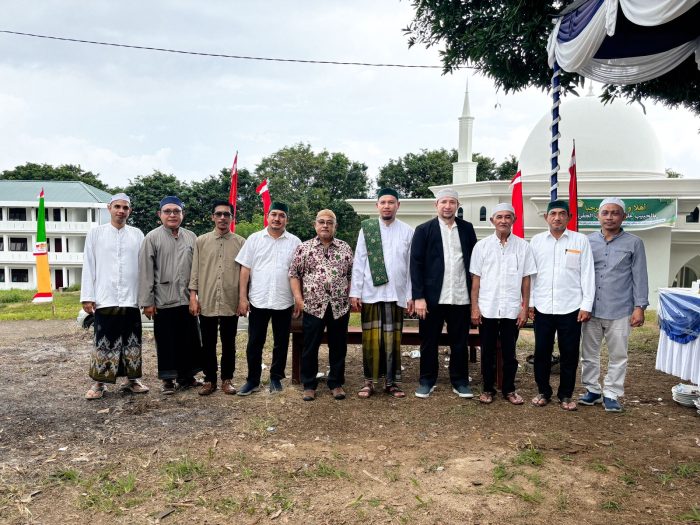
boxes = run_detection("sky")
[1,1,698,189]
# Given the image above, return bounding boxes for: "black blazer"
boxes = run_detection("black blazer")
[410,217,478,309]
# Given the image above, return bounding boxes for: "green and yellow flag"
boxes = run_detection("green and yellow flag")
[32,188,53,303]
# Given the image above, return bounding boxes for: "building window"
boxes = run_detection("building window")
[687,207,699,224]
[9,238,28,251]
[11,269,29,283]
[0,238,3,251]
[479,206,487,222]
[0,208,3,220]
[9,208,27,221]
[0,269,4,282]
[53,208,62,222]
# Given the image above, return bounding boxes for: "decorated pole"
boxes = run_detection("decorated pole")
[550,62,561,201]
[32,188,53,303]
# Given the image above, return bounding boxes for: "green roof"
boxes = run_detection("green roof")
[0,180,112,204]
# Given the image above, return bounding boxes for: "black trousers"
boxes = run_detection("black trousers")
[301,305,349,390]
[418,304,470,387]
[153,305,202,382]
[533,309,582,401]
[479,317,519,396]
[200,315,239,383]
[245,305,292,385]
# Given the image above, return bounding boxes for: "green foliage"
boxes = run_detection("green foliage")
[377,148,456,198]
[666,168,683,179]
[0,290,80,320]
[404,1,700,116]
[235,214,265,239]
[255,143,369,243]
[1,162,112,192]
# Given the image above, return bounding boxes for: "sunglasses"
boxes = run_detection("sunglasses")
[213,211,233,218]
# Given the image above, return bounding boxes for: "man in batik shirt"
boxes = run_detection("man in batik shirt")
[289,209,354,401]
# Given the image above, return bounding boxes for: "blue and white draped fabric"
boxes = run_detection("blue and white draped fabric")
[658,288,700,344]
[548,0,700,84]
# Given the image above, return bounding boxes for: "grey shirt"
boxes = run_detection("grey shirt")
[139,225,197,309]
[588,230,649,319]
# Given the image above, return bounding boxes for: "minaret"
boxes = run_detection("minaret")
[452,76,478,184]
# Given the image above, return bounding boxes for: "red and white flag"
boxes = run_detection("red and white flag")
[510,170,524,238]
[228,151,238,232]
[567,142,578,232]
[256,179,272,226]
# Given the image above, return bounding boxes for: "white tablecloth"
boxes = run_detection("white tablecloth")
[655,287,700,385]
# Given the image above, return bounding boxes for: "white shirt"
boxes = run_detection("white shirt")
[350,218,413,308]
[80,223,144,309]
[529,229,595,315]
[437,218,469,305]
[470,232,537,319]
[235,228,301,310]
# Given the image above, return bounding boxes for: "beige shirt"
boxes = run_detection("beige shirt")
[437,218,469,305]
[138,225,197,309]
[189,229,245,317]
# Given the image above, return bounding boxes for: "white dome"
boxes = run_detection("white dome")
[518,95,665,180]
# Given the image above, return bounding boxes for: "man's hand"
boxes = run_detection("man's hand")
[350,297,362,312]
[406,299,415,316]
[188,296,200,316]
[516,307,528,328]
[143,305,157,320]
[528,307,535,321]
[414,299,428,320]
[578,309,592,323]
[630,307,645,327]
[82,301,96,315]
[237,297,250,317]
[470,305,481,326]
[293,295,304,319]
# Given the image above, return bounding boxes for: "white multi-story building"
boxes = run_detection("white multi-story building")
[0,180,111,290]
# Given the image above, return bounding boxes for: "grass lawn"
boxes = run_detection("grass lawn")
[0,288,80,320]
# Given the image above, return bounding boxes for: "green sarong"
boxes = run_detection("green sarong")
[361,218,389,287]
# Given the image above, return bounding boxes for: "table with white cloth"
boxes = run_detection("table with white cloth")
[655,287,700,386]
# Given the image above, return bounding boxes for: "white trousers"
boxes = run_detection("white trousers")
[580,316,631,400]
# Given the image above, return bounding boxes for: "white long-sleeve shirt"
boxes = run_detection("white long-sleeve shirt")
[349,218,413,308]
[80,223,144,309]
[529,229,595,315]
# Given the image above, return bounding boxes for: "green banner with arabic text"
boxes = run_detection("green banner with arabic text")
[578,198,676,228]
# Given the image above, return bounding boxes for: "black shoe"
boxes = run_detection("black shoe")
[269,378,283,393]
[237,381,260,396]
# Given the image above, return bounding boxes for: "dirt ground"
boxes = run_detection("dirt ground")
[0,319,698,525]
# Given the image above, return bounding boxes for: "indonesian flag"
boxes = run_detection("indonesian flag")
[567,143,578,232]
[228,151,238,232]
[256,179,272,226]
[510,170,524,238]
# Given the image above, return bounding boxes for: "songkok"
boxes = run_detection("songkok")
[546,199,569,214]
[435,188,459,201]
[270,201,289,214]
[377,188,399,200]
[599,197,626,211]
[110,193,130,205]
[159,196,184,209]
[491,203,516,217]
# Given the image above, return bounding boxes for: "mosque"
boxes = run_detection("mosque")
[348,82,700,308]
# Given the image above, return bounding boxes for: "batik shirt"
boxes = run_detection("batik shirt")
[288,237,354,319]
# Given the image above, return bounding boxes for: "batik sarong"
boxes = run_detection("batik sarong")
[153,305,203,382]
[90,307,142,383]
[361,301,404,384]
[361,218,389,287]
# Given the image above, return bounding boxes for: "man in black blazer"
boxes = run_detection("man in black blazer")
[411,188,478,398]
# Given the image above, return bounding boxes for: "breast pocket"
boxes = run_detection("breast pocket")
[505,253,519,275]
[565,250,580,271]
[611,248,632,269]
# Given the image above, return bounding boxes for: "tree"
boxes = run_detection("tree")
[1,162,113,192]
[474,153,497,181]
[255,143,369,243]
[496,154,519,181]
[404,1,700,116]
[123,171,187,233]
[377,149,456,198]
[665,168,683,179]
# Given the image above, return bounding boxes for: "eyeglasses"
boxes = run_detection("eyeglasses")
[213,211,233,218]
[161,209,182,216]
[316,219,335,226]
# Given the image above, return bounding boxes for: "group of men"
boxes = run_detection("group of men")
[81,187,648,412]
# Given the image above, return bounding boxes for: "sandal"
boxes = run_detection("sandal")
[560,398,578,411]
[531,393,550,407]
[120,379,150,394]
[479,392,494,404]
[357,382,374,399]
[178,378,204,390]
[385,384,406,398]
[85,383,106,400]
[505,392,524,405]
[161,380,176,395]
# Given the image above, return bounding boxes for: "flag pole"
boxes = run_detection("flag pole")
[550,62,561,202]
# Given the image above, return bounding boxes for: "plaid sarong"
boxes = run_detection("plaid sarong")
[361,218,389,287]
[361,301,403,384]
[90,307,143,383]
